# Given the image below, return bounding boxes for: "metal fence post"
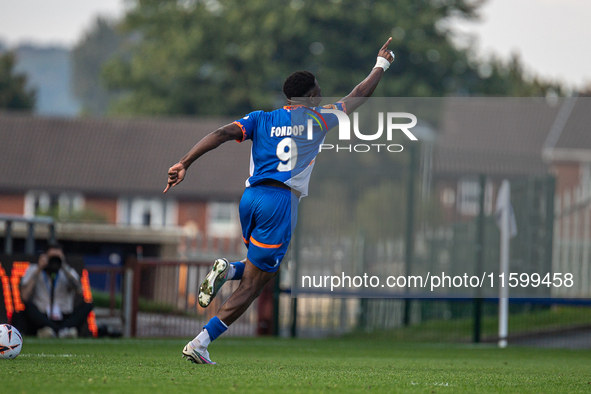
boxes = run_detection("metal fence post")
[123,258,135,338]
[290,201,302,338]
[357,233,368,330]
[473,174,486,343]
[109,271,117,316]
[25,222,35,254]
[4,220,12,255]
[131,259,141,337]
[544,176,556,273]
[272,270,280,336]
[49,223,56,244]
[404,143,418,326]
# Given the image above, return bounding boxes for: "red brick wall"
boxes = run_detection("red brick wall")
[177,200,207,232]
[0,194,24,215]
[434,179,459,223]
[85,197,118,224]
[550,161,581,196]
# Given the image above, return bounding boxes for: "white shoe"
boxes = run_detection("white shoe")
[58,327,78,339]
[182,340,216,365]
[37,326,56,338]
[198,258,229,308]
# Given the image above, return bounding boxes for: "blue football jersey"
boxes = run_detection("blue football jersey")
[234,102,346,197]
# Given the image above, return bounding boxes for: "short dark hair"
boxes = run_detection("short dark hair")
[46,241,62,252]
[282,71,316,99]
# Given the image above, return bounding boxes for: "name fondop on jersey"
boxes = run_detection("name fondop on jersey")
[270,125,306,138]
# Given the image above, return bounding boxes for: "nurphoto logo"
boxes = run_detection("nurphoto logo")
[312,109,418,153]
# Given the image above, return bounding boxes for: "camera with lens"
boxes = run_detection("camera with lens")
[46,256,63,275]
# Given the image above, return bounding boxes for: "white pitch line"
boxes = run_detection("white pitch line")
[19,353,93,357]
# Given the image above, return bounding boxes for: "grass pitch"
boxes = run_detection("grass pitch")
[2,337,590,393]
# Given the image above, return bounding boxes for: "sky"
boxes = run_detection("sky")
[0,0,589,89]
[0,0,126,47]
[454,0,591,89]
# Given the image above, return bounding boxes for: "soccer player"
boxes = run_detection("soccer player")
[164,38,395,364]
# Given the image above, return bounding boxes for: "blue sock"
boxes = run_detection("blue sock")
[230,262,245,280]
[203,316,228,341]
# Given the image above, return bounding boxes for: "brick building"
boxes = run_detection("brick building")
[431,97,590,221]
[0,112,250,258]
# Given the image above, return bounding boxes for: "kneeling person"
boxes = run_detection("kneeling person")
[20,242,94,338]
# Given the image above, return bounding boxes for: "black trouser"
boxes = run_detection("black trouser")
[24,301,94,334]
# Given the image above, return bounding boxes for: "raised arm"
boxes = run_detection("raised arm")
[20,256,48,302]
[163,123,243,193]
[340,37,394,113]
[20,265,40,302]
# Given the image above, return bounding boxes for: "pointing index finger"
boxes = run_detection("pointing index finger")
[381,37,393,50]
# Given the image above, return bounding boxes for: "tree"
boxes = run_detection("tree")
[578,82,591,97]
[0,52,36,110]
[464,53,563,97]
[72,17,123,116]
[102,0,564,117]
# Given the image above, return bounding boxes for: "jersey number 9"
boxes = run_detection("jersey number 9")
[276,137,298,172]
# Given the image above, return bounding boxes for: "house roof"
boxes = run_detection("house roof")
[552,98,591,151]
[0,112,250,200]
[433,98,561,177]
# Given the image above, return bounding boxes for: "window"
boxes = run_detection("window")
[441,187,455,207]
[116,197,178,228]
[581,163,591,192]
[207,202,239,237]
[457,178,479,216]
[456,178,493,216]
[142,211,152,227]
[24,191,84,218]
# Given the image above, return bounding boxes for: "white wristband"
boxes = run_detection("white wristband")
[374,56,391,71]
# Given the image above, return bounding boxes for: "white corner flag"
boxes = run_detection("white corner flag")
[495,180,517,348]
[495,181,518,238]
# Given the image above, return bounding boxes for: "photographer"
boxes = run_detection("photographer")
[20,242,93,338]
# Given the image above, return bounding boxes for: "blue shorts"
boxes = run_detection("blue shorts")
[239,185,299,273]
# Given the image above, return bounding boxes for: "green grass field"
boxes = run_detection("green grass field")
[354,306,591,343]
[2,337,590,393]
